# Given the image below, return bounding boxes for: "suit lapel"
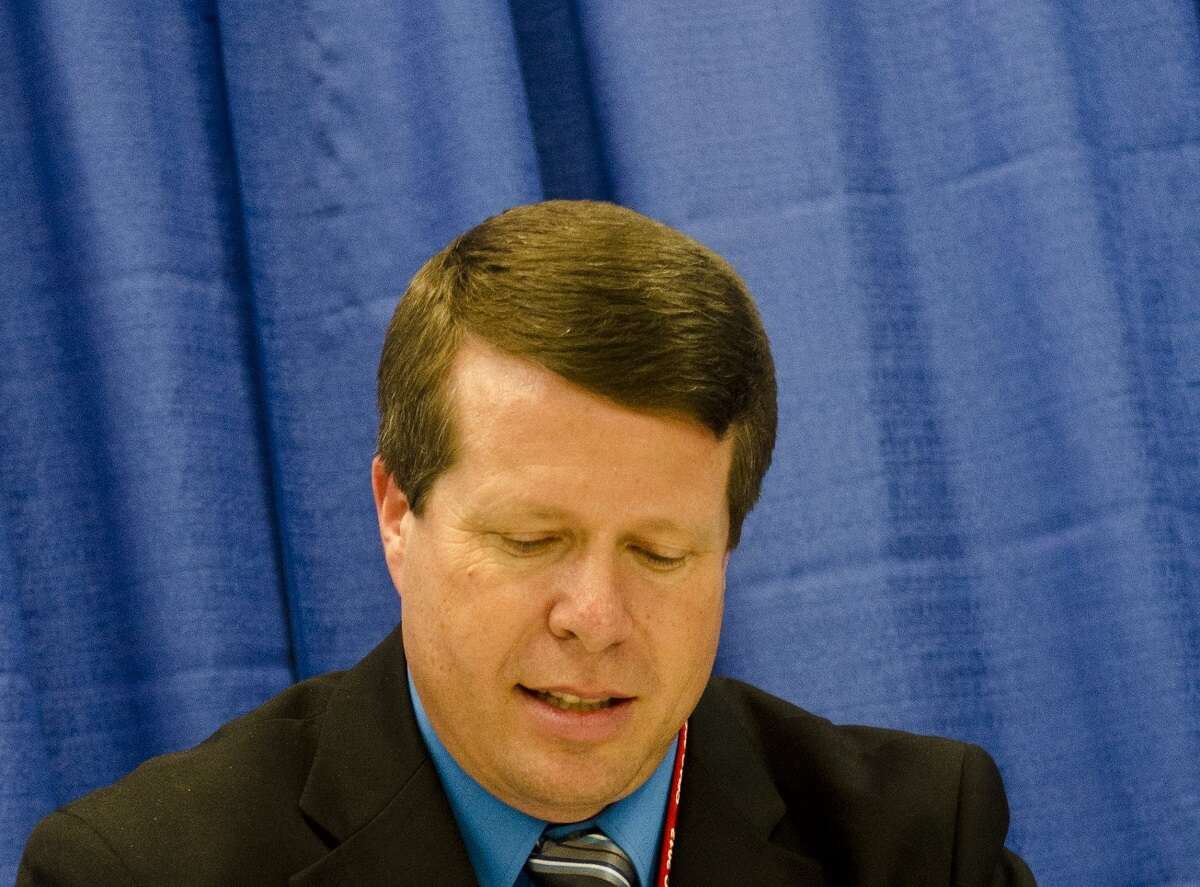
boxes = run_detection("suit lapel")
[670,680,830,886]
[289,627,477,886]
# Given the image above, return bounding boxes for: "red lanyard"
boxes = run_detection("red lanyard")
[654,720,688,887]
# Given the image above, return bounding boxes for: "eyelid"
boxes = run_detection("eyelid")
[632,545,689,570]
[493,533,689,568]
[496,534,559,555]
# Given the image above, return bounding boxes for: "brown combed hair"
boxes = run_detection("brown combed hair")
[376,200,776,548]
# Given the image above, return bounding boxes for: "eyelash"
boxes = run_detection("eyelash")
[636,548,686,569]
[502,537,556,555]
[497,536,687,569]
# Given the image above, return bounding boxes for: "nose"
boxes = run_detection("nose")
[546,550,634,653]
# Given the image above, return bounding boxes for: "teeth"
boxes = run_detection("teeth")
[532,689,617,712]
[552,691,590,704]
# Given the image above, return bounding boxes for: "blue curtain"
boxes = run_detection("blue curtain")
[3,1,1198,882]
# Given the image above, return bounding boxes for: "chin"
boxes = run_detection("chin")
[521,785,622,823]
[512,766,635,821]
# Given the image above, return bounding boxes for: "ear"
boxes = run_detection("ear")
[372,455,412,579]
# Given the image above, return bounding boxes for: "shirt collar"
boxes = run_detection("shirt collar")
[409,672,676,887]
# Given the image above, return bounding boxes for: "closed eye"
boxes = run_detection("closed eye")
[498,536,558,556]
[633,546,688,570]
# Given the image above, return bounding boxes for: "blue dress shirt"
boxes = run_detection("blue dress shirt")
[410,675,676,887]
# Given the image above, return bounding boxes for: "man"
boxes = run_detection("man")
[20,201,1035,885]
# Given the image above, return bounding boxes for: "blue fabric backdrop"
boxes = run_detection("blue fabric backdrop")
[3,1,1199,883]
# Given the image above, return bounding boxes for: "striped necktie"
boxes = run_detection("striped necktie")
[525,827,640,887]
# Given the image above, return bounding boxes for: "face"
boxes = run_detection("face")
[372,338,733,823]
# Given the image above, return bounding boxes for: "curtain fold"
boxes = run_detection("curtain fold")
[0,0,299,856]
[2,2,1197,883]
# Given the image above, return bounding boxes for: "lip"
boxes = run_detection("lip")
[517,685,636,743]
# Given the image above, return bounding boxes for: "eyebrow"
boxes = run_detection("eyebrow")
[460,502,570,530]
[629,517,692,536]
[472,503,574,523]
[469,503,712,545]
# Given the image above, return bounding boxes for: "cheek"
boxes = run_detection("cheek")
[416,556,548,673]
[399,545,476,663]
[639,576,724,671]
[677,601,723,671]
[677,601,723,706]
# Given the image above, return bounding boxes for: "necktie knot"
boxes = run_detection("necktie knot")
[526,827,640,887]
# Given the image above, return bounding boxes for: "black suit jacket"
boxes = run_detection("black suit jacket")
[19,626,1035,885]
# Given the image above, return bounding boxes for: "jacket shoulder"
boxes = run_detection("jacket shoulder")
[702,677,1034,884]
[706,675,974,790]
[19,670,347,885]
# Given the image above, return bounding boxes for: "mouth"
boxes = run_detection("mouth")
[519,685,633,713]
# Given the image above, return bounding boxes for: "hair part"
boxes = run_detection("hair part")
[377,200,776,548]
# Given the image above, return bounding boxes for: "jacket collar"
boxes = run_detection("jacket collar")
[290,626,477,886]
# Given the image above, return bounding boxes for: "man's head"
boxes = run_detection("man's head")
[372,200,776,822]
